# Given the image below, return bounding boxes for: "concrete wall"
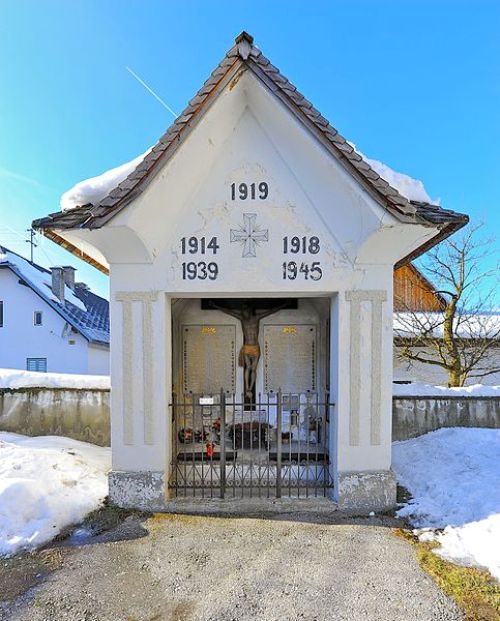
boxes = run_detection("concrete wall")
[1,386,497,449]
[392,396,500,441]
[0,388,110,446]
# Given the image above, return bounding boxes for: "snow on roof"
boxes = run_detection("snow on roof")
[0,246,109,345]
[349,143,436,204]
[59,144,434,211]
[60,148,151,212]
[59,139,435,213]
[394,311,500,339]
[0,247,85,311]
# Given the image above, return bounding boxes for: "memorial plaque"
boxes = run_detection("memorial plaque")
[182,325,236,394]
[263,324,317,393]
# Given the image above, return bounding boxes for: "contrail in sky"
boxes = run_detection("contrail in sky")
[126,66,178,119]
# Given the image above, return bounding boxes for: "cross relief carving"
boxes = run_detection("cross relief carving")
[230,213,269,258]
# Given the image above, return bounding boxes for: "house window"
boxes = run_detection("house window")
[26,358,47,372]
[0,301,3,327]
[33,311,43,326]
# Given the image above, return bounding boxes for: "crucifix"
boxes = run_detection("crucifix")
[209,300,288,401]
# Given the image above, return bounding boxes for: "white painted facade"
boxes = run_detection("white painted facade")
[0,268,109,375]
[49,55,455,512]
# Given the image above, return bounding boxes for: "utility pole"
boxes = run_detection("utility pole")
[26,228,37,263]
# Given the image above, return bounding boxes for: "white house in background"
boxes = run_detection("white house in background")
[0,245,109,374]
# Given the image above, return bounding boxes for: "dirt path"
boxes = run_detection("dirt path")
[0,511,462,621]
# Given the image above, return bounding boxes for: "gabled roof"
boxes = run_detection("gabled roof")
[0,246,109,346]
[33,32,467,271]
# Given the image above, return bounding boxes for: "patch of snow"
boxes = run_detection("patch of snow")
[393,428,500,579]
[393,382,500,398]
[60,148,151,211]
[349,142,437,204]
[0,433,110,556]
[0,248,86,311]
[0,368,110,390]
[437,515,500,580]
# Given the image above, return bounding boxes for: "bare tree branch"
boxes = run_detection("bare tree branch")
[397,223,500,386]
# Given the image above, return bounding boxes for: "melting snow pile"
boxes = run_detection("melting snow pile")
[393,382,500,398]
[393,428,500,580]
[60,149,150,211]
[0,368,110,390]
[0,433,110,556]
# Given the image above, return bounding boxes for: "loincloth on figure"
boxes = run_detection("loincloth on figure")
[238,343,260,367]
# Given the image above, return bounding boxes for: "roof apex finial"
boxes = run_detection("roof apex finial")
[235,31,254,60]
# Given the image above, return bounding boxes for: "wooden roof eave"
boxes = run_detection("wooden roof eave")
[41,228,109,275]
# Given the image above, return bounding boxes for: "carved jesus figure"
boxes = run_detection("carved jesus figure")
[209,301,288,399]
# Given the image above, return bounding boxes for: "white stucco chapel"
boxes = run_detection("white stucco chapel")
[34,32,466,511]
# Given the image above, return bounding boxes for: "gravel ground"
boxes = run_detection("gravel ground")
[0,507,463,621]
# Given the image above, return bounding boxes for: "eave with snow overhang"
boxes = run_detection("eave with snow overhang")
[32,32,468,513]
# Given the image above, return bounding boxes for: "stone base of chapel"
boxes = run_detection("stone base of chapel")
[109,470,166,512]
[335,470,397,512]
[109,469,397,514]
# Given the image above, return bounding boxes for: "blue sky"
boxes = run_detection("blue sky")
[0,0,498,299]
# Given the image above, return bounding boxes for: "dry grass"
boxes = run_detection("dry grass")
[0,548,64,602]
[395,528,500,621]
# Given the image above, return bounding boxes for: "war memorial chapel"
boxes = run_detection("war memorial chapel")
[34,33,467,511]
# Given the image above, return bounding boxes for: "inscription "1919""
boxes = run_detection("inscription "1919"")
[231,182,268,200]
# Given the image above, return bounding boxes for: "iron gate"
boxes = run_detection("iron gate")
[170,391,333,498]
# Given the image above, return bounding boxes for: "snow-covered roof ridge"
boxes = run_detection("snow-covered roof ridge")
[60,148,151,212]
[59,141,437,212]
[348,142,437,205]
[0,245,109,345]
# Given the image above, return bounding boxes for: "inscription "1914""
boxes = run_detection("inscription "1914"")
[181,236,219,280]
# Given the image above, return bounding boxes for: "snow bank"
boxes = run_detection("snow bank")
[393,382,500,398]
[60,149,150,211]
[349,142,436,203]
[0,433,110,555]
[0,368,110,390]
[393,428,500,579]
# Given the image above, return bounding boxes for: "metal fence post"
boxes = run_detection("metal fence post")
[276,389,282,498]
[171,392,177,496]
[220,389,226,499]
